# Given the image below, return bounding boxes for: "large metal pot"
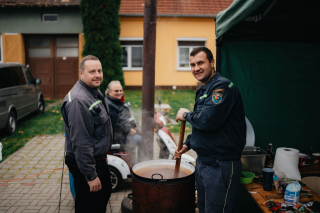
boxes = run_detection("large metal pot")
[132,159,195,213]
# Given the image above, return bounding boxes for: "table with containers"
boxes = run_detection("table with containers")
[240,144,320,213]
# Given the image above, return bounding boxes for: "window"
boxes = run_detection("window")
[11,66,26,86]
[0,34,3,63]
[43,14,58,22]
[56,37,78,57]
[23,67,35,85]
[28,37,51,58]
[177,39,206,71]
[120,39,143,70]
[0,68,15,89]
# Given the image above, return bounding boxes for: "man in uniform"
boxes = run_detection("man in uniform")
[61,55,113,213]
[175,47,246,213]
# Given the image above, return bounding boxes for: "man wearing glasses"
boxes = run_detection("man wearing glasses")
[105,81,141,164]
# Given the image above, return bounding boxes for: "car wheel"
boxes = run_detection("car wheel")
[5,111,17,135]
[109,167,122,191]
[36,99,45,114]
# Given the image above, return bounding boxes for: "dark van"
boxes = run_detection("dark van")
[0,63,44,135]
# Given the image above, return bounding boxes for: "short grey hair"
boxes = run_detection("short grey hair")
[79,55,99,72]
[105,80,122,96]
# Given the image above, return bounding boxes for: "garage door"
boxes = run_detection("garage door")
[26,35,79,99]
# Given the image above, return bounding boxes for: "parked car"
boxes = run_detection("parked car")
[0,63,44,135]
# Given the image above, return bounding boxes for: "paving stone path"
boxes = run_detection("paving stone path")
[0,134,197,213]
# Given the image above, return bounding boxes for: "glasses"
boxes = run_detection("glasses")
[112,90,123,93]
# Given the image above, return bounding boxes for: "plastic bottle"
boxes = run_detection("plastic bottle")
[284,181,301,203]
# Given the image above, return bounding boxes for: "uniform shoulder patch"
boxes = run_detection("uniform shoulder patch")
[212,89,224,104]
[212,89,225,94]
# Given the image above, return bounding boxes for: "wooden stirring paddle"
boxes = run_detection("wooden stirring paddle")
[174,120,186,178]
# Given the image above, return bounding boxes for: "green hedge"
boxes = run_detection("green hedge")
[80,0,124,93]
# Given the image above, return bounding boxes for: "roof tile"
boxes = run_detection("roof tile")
[119,0,234,16]
[0,0,233,16]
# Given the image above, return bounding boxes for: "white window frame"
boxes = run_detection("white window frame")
[120,37,143,71]
[0,34,3,63]
[176,38,207,71]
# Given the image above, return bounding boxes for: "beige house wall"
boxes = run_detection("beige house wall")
[2,33,25,65]
[119,16,216,87]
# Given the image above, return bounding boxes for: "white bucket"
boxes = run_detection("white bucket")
[285,181,301,203]
[0,142,2,161]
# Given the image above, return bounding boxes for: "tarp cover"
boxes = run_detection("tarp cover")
[216,0,320,153]
[220,41,320,153]
[215,0,266,40]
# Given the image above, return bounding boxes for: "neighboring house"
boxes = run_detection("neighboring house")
[0,0,233,99]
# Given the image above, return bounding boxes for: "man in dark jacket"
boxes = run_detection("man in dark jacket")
[105,81,141,164]
[61,55,112,213]
[175,47,246,213]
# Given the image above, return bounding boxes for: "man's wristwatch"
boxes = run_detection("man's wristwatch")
[86,172,97,182]
[183,112,188,120]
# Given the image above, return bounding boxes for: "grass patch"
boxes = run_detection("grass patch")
[155,90,195,118]
[125,90,195,113]
[125,90,195,134]
[0,102,64,162]
[45,99,60,106]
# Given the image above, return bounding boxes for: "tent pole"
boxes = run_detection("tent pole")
[216,39,221,73]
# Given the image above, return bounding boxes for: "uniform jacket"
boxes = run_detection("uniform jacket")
[61,80,112,181]
[106,95,136,145]
[184,73,246,162]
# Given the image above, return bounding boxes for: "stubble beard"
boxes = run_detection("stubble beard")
[199,70,213,85]
[91,80,101,89]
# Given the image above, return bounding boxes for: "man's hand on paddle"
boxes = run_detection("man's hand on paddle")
[175,108,190,122]
[174,144,188,160]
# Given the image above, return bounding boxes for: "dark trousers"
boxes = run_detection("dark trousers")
[196,158,242,213]
[65,155,112,213]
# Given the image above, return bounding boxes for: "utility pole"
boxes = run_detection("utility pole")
[141,0,157,161]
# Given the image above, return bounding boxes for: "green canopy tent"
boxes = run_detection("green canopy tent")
[215,0,320,154]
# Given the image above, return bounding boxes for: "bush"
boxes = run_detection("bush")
[80,0,124,93]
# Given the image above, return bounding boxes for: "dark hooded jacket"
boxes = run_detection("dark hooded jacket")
[106,95,136,145]
[61,80,112,181]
